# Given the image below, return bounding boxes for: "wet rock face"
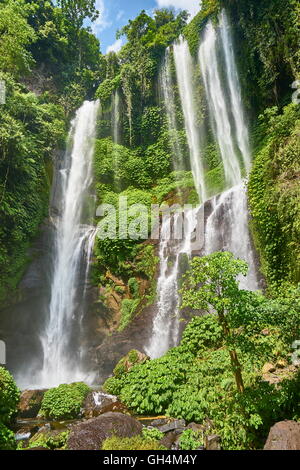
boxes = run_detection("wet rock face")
[67,412,143,450]
[18,389,46,418]
[83,392,128,419]
[264,421,300,450]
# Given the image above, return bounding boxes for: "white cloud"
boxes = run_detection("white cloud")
[155,0,201,18]
[106,38,123,54]
[116,10,125,22]
[92,0,112,34]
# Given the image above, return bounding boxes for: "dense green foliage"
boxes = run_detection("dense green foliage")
[0,367,20,450]
[104,254,300,449]
[40,382,90,420]
[0,0,103,302]
[249,104,300,286]
[179,429,204,450]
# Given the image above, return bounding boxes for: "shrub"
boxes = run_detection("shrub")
[0,422,16,450]
[179,429,204,450]
[0,367,20,426]
[40,382,90,420]
[142,427,164,441]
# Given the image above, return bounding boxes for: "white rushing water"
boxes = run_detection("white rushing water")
[199,21,242,187]
[39,100,99,387]
[146,208,200,358]
[205,184,259,291]
[173,36,206,202]
[219,10,251,175]
[148,10,259,359]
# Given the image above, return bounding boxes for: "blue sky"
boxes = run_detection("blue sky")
[92,0,201,54]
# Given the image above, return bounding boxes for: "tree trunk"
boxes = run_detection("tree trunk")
[218,309,245,393]
[229,349,245,393]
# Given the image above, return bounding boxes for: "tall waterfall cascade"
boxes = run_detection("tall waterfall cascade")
[39,100,99,388]
[148,10,260,358]
[173,36,207,203]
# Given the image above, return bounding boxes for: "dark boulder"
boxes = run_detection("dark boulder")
[264,421,300,450]
[67,412,142,450]
[18,389,46,418]
[159,432,177,450]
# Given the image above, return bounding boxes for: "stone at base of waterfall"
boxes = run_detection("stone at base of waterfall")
[113,350,150,378]
[206,434,221,450]
[67,412,142,450]
[18,389,47,418]
[83,391,128,419]
[159,432,178,449]
[157,419,186,433]
[264,421,300,450]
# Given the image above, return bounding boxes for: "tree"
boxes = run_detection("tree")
[0,0,36,76]
[57,0,99,31]
[181,252,248,393]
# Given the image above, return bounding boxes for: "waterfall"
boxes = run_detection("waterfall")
[39,100,99,387]
[204,184,259,291]
[148,10,259,359]
[200,12,258,290]
[219,10,251,174]
[159,48,184,171]
[199,21,242,187]
[173,36,206,202]
[146,209,199,358]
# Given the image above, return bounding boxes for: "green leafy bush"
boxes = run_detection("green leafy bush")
[0,422,16,450]
[0,367,20,425]
[142,427,164,441]
[179,429,204,450]
[40,382,90,420]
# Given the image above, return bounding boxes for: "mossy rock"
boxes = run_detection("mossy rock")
[26,429,70,450]
[102,435,166,450]
[40,382,90,421]
[113,350,149,378]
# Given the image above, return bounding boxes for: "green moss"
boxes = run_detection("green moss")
[26,430,69,450]
[119,299,140,331]
[101,435,166,450]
